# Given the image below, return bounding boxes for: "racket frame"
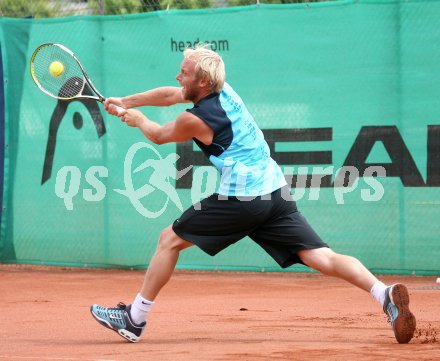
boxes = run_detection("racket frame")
[30,42,107,103]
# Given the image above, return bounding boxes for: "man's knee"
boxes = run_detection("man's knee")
[158,226,192,251]
[298,247,335,272]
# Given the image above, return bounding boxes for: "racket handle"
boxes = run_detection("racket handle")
[112,105,126,117]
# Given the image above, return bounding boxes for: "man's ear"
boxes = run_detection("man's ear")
[198,76,210,89]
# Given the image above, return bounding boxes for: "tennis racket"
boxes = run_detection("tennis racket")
[30,42,124,116]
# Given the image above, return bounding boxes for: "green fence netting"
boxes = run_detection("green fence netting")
[0,1,439,274]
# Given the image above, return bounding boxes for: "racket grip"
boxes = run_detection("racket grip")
[113,105,126,117]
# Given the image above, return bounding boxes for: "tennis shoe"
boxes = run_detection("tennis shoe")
[90,302,146,342]
[383,284,416,343]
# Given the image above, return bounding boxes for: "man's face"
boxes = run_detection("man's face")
[176,58,200,102]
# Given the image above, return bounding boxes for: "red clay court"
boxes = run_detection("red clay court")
[1,265,439,361]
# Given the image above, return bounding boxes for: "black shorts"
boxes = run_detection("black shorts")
[172,186,328,269]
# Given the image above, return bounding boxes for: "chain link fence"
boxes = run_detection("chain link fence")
[0,0,330,18]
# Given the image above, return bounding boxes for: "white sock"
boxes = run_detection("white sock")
[130,293,155,325]
[370,281,388,307]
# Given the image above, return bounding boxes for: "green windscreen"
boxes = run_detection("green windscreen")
[1,1,439,274]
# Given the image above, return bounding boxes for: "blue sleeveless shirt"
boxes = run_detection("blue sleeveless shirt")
[187,82,286,196]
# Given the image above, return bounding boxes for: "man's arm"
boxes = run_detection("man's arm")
[104,87,189,114]
[118,108,213,146]
[123,87,191,107]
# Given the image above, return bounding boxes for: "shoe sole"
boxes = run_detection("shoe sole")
[390,284,416,343]
[90,307,140,343]
[118,329,140,343]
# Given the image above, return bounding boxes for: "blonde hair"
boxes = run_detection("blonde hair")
[183,44,225,93]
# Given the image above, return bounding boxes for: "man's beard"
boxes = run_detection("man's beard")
[183,84,198,102]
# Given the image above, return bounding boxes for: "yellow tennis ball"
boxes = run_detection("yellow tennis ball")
[49,61,64,77]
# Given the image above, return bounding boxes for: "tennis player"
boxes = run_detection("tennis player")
[90,45,416,344]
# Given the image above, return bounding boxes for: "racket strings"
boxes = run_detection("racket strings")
[32,45,85,99]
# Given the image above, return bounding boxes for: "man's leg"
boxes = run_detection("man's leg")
[90,225,193,342]
[128,225,193,325]
[298,247,377,292]
[298,247,416,343]
[140,225,193,301]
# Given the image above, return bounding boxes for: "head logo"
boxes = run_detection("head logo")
[41,82,105,185]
